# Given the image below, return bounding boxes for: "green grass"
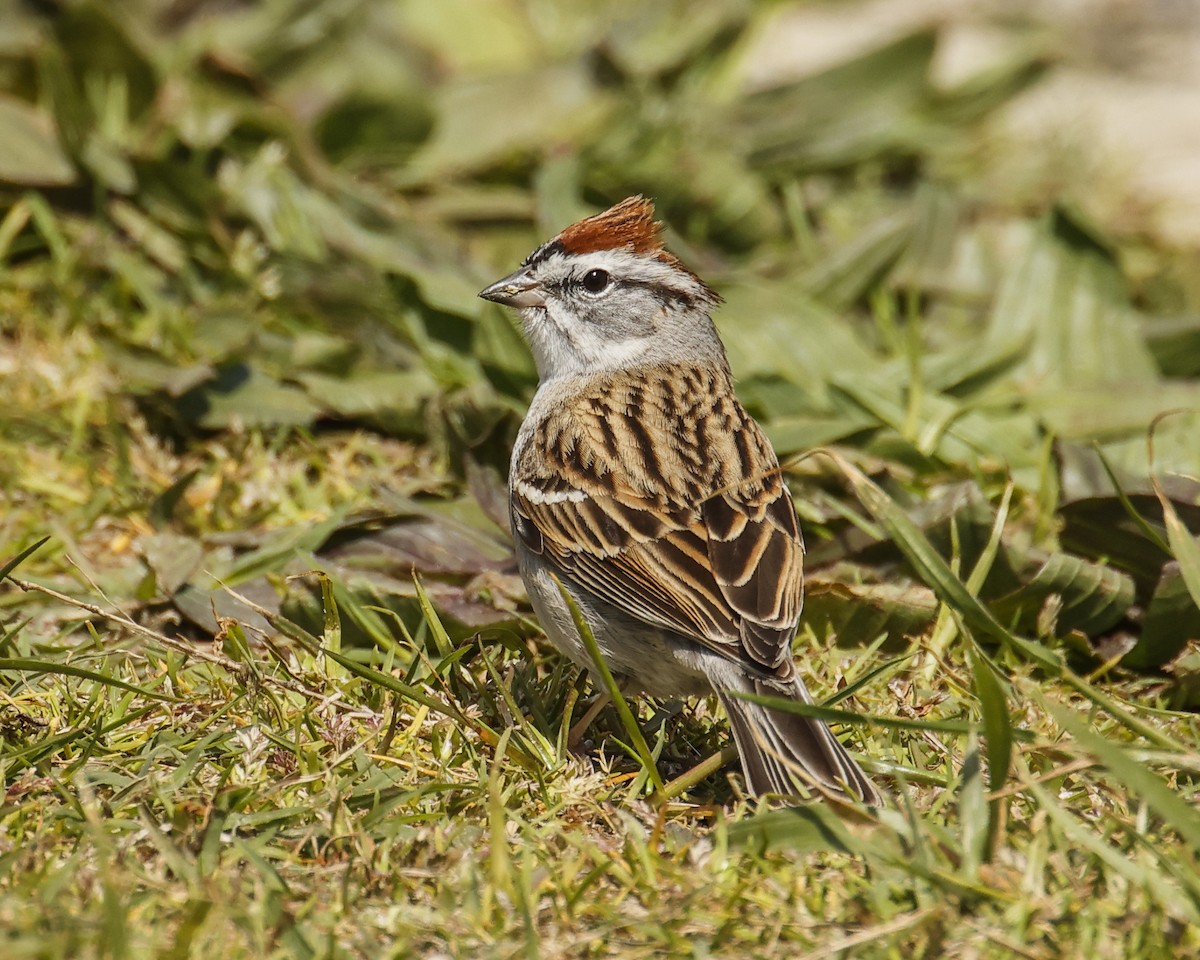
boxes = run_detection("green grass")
[3,1,1200,957]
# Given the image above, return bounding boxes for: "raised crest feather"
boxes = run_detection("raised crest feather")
[552,196,720,304]
[558,196,664,256]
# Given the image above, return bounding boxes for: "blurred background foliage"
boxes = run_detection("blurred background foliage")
[2,0,1199,688]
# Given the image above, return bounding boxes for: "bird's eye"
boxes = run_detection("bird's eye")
[580,269,611,295]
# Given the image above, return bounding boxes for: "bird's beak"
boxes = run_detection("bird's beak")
[478,269,546,309]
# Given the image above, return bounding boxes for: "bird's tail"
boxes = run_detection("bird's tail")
[711,669,882,805]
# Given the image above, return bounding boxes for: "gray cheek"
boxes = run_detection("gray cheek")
[579,291,658,339]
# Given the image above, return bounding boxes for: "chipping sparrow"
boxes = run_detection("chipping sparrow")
[479,197,880,804]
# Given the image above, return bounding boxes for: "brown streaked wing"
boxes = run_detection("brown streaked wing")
[511,380,804,675]
[701,480,803,669]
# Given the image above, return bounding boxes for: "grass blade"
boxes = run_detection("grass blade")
[550,573,664,795]
[733,688,1033,741]
[1047,700,1200,851]
[831,452,1063,672]
[0,657,180,702]
[966,639,1012,859]
[0,536,51,584]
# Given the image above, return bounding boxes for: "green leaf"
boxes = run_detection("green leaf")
[413,575,455,660]
[718,280,877,401]
[220,514,350,584]
[185,366,323,430]
[474,307,538,398]
[148,471,200,530]
[0,96,76,186]
[318,573,346,681]
[1058,495,1176,595]
[1159,490,1200,620]
[741,31,939,172]
[314,92,434,168]
[601,0,748,79]
[402,65,611,183]
[803,210,914,311]
[726,806,865,855]
[140,533,205,597]
[989,551,1135,638]
[985,217,1158,390]
[108,199,188,274]
[1144,315,1200,378]
[1128,562,1200,670]
[803,577,938,648]
[958,737,989,878]
[296,369,436,424]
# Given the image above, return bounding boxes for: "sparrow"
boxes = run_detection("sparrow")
[479,196,880,804]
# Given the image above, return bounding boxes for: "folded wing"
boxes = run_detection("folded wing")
[510,364,804,677]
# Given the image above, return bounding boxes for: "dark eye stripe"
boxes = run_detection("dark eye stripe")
[541,273,698,310]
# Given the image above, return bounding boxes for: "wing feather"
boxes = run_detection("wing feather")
[511,364,804,674]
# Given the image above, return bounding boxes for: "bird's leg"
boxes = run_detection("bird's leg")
[567,691,612,751]
[567,670,640,752]
[660,744,741,801]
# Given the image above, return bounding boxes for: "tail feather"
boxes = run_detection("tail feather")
[712,672,882,806]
